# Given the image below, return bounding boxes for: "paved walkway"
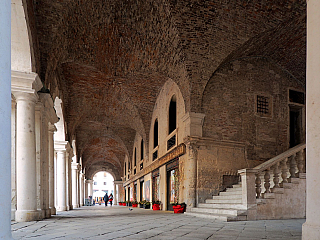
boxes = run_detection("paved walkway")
[11,205,304,240]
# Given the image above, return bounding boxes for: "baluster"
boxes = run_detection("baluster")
[296,150,304,177]
[264,168,271,193]
[281,158,288,185]
[255,174,261,199]
[289,153,297,178]
[272,162,280,189]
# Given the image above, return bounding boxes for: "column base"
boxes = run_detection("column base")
[50,207,56,215]
[72,204,79,208]
[11,209,16,221]
[45,209,51,218]
[56,206,67,211]
[302,222,320,240]
[69,205,73,210]
[15,210,42,222]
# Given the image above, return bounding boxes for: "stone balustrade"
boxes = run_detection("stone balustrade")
[238,143,306,220]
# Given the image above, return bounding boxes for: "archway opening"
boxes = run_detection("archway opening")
[92,171,114,205]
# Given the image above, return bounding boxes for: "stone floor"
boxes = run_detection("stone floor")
[11,205,304,240]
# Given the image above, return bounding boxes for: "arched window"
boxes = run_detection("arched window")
[168,95,177,134]
[134,148,137,167]
[153,119,158,148]
[124,162,126,175]
[141,139,144,160]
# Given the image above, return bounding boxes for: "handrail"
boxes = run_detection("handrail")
[252,143,306,173]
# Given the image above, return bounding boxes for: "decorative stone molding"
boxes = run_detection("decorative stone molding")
[11,70,42,95]
[182,112,205,137]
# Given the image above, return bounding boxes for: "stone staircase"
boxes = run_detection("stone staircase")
[185,143,306,221]
[185,183,247,221]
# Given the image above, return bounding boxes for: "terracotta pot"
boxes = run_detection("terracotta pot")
[132,203,138,207]
[152,204,160,210]
[172,205,185,213]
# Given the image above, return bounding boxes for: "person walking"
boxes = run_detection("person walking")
[103,193,109,207]
[109,193,113,206]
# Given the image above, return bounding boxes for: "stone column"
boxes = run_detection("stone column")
[114,181,123,205]
[85,179,89,200]
[72,163,79,208]
[77,167,81,207]
[11,99,17,220]
[48,124,57,215]
[0,1,12,236]
[88,180,93,198]
[183,141,198,211]
[54,141,69,211]
[303,1,320,238]
[66,146,73,210]
[13,71,43,222]
[80,173,84,206]
[35,101,45,218]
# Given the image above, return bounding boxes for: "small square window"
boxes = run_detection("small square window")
[257,95,269,115]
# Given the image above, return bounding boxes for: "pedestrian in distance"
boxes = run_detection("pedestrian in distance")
[104,193,109,207]
[109,193,113,206]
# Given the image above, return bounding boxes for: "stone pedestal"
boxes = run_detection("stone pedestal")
[303,1,320,238]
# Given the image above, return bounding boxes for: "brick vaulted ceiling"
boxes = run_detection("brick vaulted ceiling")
[28,0,306,179]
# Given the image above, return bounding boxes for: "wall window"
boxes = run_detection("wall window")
[103,182,107,185]
[134,148,137,167]
[124,162,126,175]
[169,95,177,134]
[153,119,158,148]
[94,182,97,185]
[141,139,144,160]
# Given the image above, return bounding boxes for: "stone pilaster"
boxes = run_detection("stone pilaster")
[66,146,73,210]
[80,172,84,206]
[54,141,70,211]
[48,124,57,215]
[114,181,123,205]
[0,2,12,237]
[13,71,43,222]
[303,1,320,238]
[11,98,17,220]
[182,112,206,137]
[183,139,198,211]
[72,162,80,208]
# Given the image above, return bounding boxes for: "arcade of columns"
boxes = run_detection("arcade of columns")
[1,1,320,240]
[10,70,96,222]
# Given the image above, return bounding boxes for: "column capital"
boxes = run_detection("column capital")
[11,71,42,99]
[48,123,57,133]
[114,180,123,185]
[39,93,59,124]
[182,112,206,137]
[71,162,79,170]
[54,141,70,152]
[86,180,93,184]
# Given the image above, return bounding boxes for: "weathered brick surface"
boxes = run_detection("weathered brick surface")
[202,57,305,161]
[28,0,306,179]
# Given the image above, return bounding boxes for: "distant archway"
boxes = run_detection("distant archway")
[92,171,114,205]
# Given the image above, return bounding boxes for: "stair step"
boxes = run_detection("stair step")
[206,198,242,204]
[212,194,242,200]
[184,211,247,222]
[198,203,246,210]
[220,191,242,196]
[224,187,242,193]
[190,207,247,216]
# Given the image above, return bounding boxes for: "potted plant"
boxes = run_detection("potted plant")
[132,201,138,207]
[139,200,146,208]
[143,201,151,209]
[126,201,132,207]
[152,200,161,211]
[171,202,186,213]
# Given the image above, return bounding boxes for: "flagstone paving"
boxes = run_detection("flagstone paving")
[11,205,304,239]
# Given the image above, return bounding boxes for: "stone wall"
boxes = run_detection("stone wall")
[202,58,305,162]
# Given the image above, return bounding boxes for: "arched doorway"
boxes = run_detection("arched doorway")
[92,171,114,205]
